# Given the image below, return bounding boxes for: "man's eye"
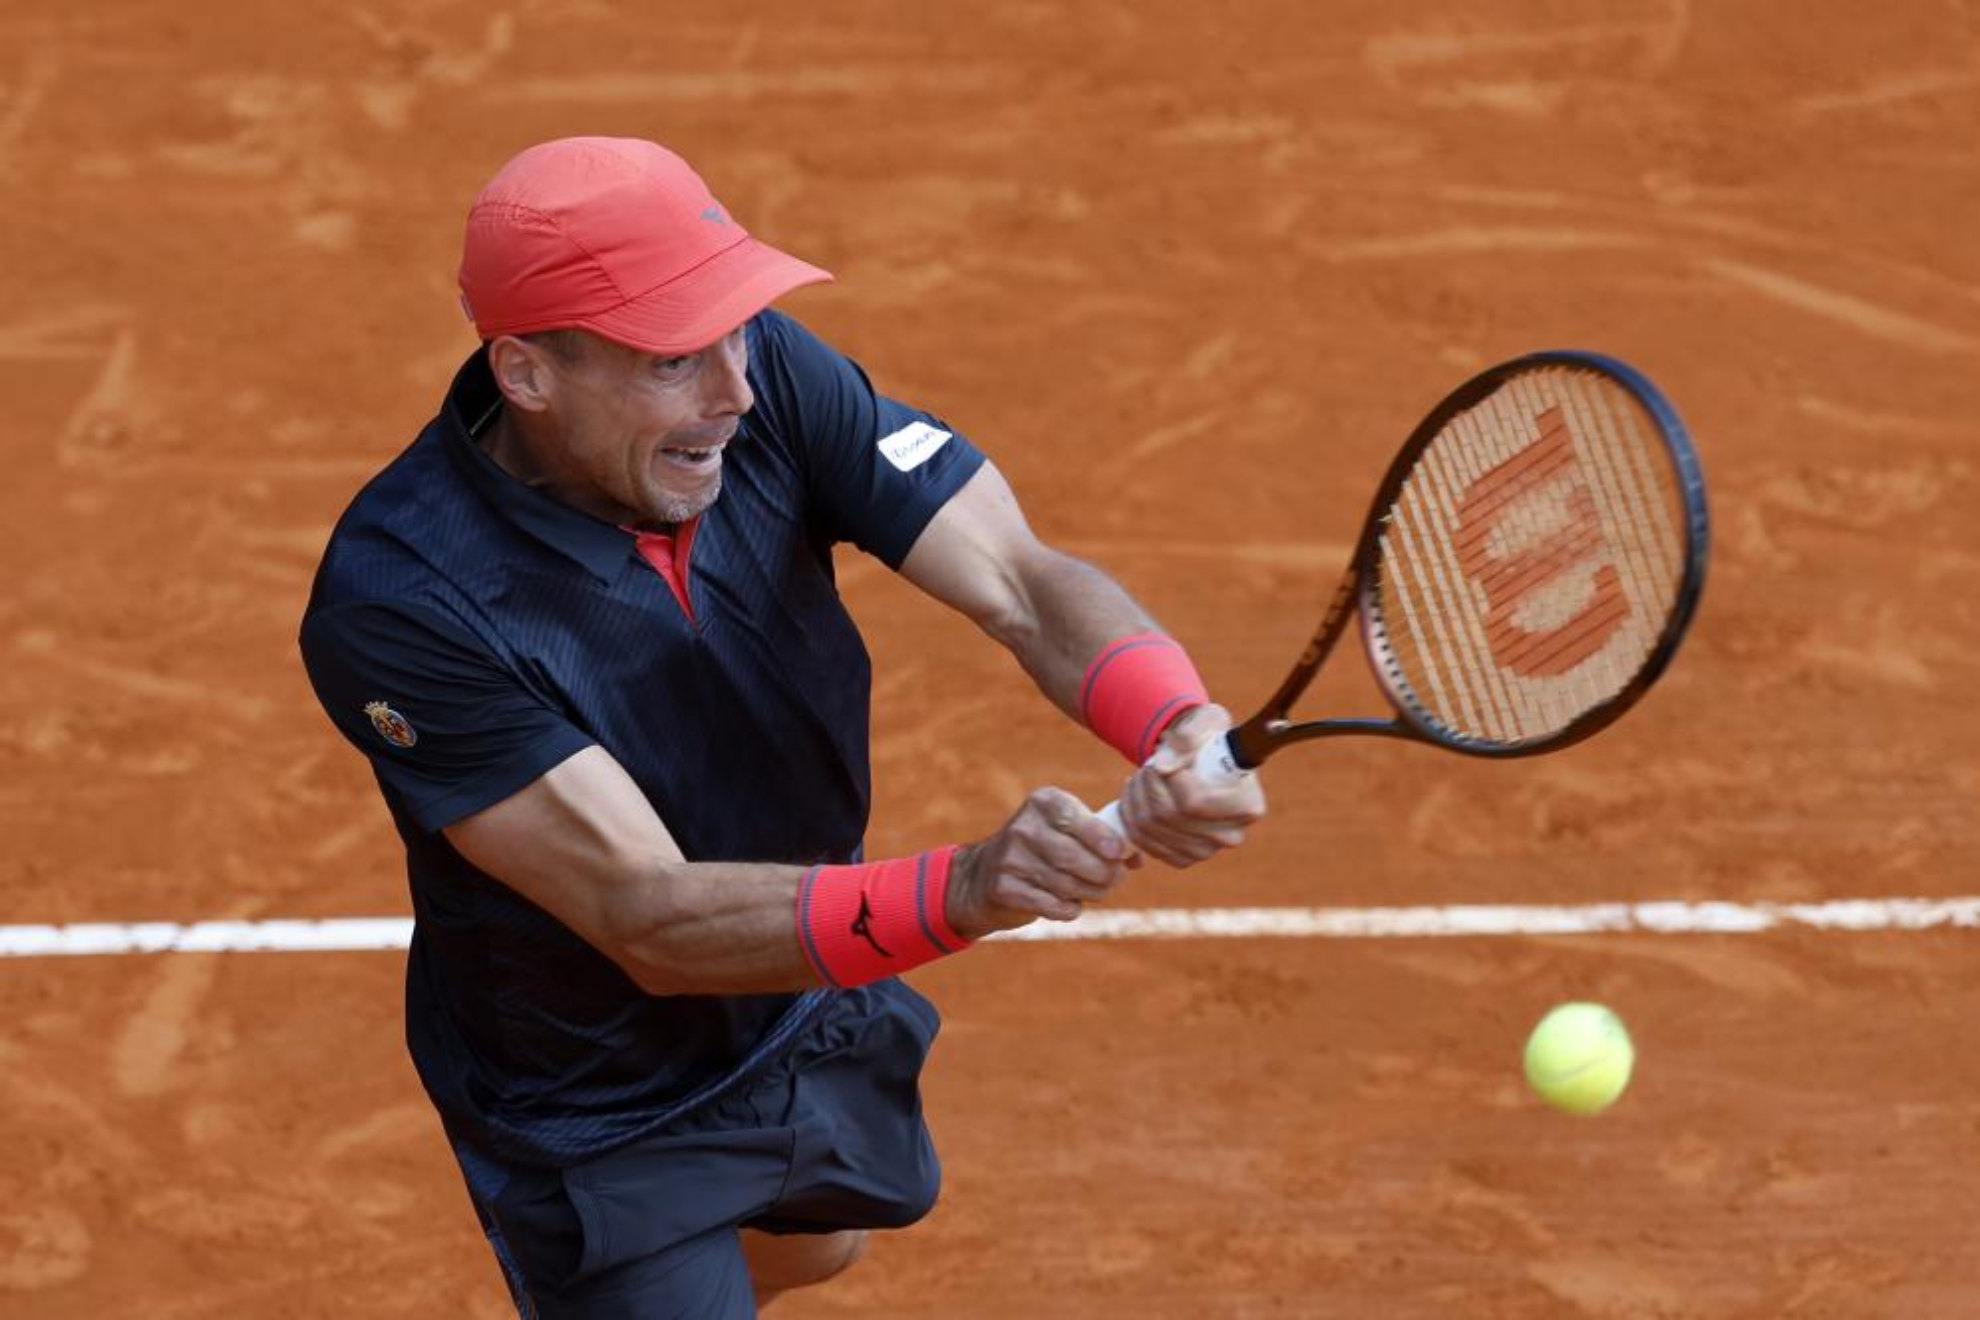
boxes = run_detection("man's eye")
[655,355,694,377]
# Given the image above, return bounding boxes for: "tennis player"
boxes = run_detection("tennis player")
[299,136,1265,1318]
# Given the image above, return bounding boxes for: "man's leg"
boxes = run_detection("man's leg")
[742,1227,869,1308]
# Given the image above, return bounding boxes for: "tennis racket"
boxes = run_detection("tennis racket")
[1097,350,1708,833]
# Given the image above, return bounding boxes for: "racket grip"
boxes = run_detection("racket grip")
[1095,733,1251,838]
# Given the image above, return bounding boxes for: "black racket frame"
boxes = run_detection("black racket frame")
[1223,350,1710,770]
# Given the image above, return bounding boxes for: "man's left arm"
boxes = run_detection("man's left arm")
[900,462,1265,867]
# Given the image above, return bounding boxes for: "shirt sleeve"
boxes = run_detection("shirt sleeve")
[752,311,987,568]
[299,600,596,834]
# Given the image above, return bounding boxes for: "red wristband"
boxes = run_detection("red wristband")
[1080,632,1210,764]
[795,846,970,989]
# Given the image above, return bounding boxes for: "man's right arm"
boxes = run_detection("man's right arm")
[445,745,809,994]
[302,599,1130,996]
[445,744,1133,996]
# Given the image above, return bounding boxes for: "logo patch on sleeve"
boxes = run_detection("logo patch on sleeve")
[364,702,418,749]
[876,421,952,473]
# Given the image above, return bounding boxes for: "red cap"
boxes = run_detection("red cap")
[457,137,832,355]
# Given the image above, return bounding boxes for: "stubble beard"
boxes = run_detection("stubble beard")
[646,472,722,527]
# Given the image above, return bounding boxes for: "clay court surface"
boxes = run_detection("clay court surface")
[4,1,1979,1314]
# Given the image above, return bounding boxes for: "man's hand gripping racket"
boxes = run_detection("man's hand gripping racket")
[1098,351,1710,837]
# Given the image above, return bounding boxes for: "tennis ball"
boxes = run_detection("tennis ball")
[1523,1002,1634,1116]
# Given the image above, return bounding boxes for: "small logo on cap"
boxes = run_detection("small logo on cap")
[700,205,727,225]
[364,702,418,749]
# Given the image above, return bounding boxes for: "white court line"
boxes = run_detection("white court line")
[3,899,1979,958]
[0,919,416,958]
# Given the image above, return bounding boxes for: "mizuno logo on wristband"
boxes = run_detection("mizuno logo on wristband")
[850,894,892,958]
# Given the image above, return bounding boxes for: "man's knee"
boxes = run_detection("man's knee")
[742,1226,869,1299]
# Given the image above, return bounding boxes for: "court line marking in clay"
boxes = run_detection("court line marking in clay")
[5,898,1979,957]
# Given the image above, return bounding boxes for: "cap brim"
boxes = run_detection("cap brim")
[575,237,833,356]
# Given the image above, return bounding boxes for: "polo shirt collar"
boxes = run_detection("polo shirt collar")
[440,349,634,584]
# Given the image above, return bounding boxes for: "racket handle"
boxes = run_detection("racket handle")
[1095,733,1251,837]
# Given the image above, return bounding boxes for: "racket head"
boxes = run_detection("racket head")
[1355,350,1708,756]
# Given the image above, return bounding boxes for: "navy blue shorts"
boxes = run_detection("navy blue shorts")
[451,979,944,1319]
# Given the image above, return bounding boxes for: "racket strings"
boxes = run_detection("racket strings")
[1375,367,1686,745]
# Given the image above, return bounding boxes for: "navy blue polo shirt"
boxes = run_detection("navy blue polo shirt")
[299,310,984,1166]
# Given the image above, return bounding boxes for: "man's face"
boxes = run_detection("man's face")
[537,324,754,528]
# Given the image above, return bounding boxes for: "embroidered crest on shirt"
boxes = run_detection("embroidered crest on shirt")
[364,701,418,749]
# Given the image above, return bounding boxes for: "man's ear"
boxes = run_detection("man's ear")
[487,336,556,414]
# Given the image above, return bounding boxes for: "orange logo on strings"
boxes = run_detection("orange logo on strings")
[1453,407,1629,678]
